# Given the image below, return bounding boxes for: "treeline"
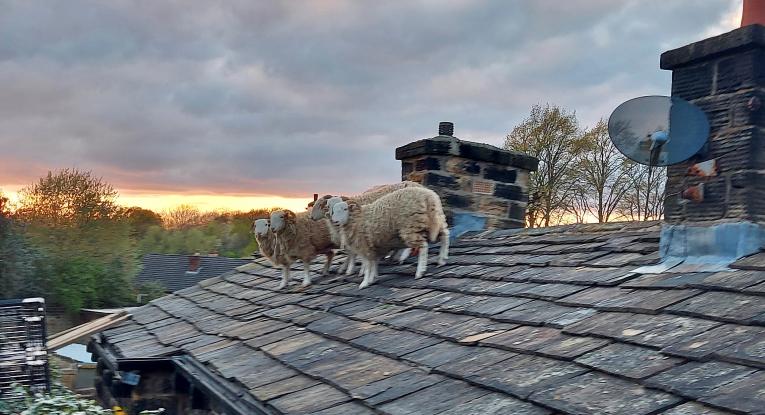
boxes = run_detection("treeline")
[504,104,665,227]
[0,169,277,312]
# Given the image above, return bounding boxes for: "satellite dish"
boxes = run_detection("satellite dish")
[608,95,709,166]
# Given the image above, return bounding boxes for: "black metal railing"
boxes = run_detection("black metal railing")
[0,298,50,400]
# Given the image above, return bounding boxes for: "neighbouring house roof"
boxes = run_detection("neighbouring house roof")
[134,253,252,292]
[94,221,765,414]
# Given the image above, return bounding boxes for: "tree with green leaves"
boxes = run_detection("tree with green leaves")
[125,206,163,238]
[14,169,136,311]
[504,104,588,227]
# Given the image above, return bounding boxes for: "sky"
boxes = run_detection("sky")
[0,0,741,212]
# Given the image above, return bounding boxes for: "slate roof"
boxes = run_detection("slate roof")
[134,253,252,292]
[95,221,765,415]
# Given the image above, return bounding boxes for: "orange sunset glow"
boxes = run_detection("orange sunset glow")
[1,185,312,213]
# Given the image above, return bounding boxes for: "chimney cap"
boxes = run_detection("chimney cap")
[438,122,454,137]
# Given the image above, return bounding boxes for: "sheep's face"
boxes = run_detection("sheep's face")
[326,196,344,218]
[253,219,270,237]
[310,195,332,220]
[331,201,350,226]
[270,210,286,233]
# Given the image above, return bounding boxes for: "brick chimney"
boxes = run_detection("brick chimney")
[658,14,765,262]
[395,122,538,236]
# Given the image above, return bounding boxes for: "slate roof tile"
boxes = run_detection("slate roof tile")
[574,342,683,379]
[530,372,681,415]
[667,291,765,324]
[377,378,489,415]
[660,402,737,415]
[94,220,765,414]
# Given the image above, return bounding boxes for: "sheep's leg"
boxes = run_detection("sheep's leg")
[302,260,312,287]
[321,251,334,276]
[359,259,378,289]
[438,228,450,266]
[415,241,429,279]
[357,257,367,277]
[397,248,411,264]
[344,252,356,276]
[337,254,349,275]
[277,266,290,290]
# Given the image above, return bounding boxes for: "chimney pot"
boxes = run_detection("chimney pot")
[188,254,201,272]
[741,0,765,27]
[438,122,454,137]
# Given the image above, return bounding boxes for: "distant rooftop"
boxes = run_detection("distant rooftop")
[134,253,252,293]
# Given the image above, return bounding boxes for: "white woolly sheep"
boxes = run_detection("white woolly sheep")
[270,209,336,289]
[331,186,449,289]
[309,181,423,222]
[310,181,423,275]
[252,219,290,268]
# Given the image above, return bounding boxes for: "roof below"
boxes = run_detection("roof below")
[96,221,765,415]
[134,253,252,292]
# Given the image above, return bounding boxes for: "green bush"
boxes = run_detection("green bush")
[0,383,164,415]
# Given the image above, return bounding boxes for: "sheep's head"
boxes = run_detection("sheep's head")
[325,196,345,218]
[270,210,295,233]
[310,195,332,220]
[331,201,359,226]
[253,219,270,237]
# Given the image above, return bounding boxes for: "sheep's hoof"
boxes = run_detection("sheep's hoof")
[302,279,311,287]
[438,258,447,266]
[359,280,370,289]
[414,272,424,279]
[277,282,287,290]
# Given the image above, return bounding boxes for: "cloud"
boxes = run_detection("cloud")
[0,0,738,198]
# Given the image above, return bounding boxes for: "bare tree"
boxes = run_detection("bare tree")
[618,162,666,221]
[504,104,586,227]
[163,204,205,229]
[573,119,631,223]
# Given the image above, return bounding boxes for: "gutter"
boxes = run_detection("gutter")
[89,338,272,415]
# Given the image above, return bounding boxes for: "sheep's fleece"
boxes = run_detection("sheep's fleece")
[331,186,449,288]
[270,209,336,289]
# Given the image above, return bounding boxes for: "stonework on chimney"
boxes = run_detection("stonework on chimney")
[395,123,538,233]
[657,24,765,262]
[661,24,765,225]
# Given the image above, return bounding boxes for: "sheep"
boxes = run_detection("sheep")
[330,186,449,289]
[309,181,423,221]
[270,209,336,289]
[252,218,290,269]
[310,181,423,275]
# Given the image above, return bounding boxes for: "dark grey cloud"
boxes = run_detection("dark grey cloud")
[0,0,739,197]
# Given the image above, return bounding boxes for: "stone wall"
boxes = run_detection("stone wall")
[661,24,765,224]
[396,123,538,231]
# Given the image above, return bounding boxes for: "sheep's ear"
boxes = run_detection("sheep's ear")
[341,196,350,201]
[348,202,360,213]
[285,210,296,221]
[322,195,332,200]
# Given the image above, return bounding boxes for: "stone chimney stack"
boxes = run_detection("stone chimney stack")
[659,17,765,260]
[395,122,538,235]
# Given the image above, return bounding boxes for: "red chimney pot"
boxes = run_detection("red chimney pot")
[741,0,765,27]
[188,254,201,272]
